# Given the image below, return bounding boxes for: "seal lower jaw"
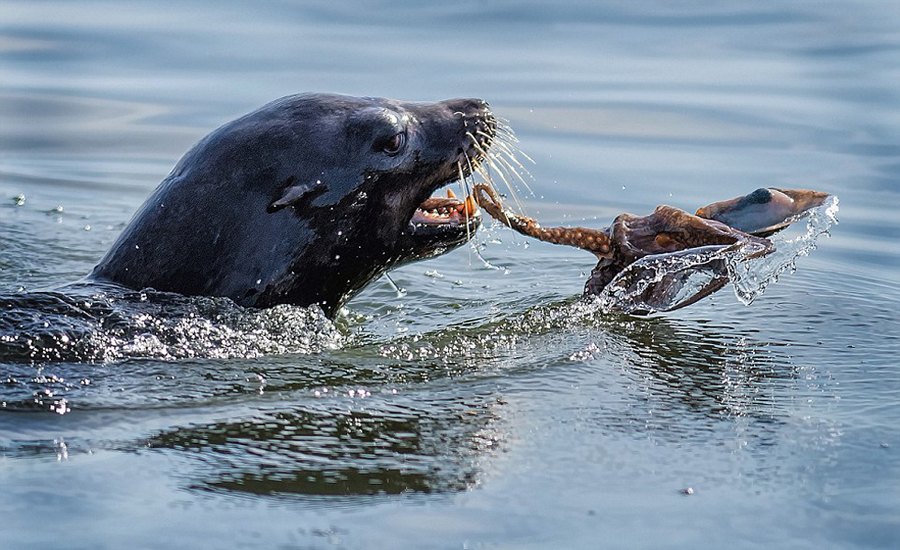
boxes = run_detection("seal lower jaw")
[393,188,482,265]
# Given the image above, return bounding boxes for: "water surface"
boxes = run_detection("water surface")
[2,2,899,548]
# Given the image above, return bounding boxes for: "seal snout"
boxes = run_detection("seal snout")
[440,97,496,174]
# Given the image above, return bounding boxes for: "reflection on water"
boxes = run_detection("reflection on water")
[616,316,795,425]
[149,393,502,497]
[2,297,808,506]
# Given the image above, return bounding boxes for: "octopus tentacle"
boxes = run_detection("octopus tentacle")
[474,184,613,257]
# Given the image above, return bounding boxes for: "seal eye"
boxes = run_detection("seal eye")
[379,132,406,156]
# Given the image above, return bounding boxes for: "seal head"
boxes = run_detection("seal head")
[90,93,494,316]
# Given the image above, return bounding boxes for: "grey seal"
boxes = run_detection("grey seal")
[90,93,495,317]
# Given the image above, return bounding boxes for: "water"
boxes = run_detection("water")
[2,1,899,548]
[598,195,840,314]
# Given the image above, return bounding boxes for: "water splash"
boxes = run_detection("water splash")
[0,287,343,363]
[730,195,839,304]
[597,195,839,314]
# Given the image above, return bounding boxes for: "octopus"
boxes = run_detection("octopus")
[474,184,833,313]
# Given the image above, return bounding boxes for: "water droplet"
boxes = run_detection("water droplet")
[50,399,70,415]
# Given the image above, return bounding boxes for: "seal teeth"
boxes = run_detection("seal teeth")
[412,193,480,226]
[463,196,477,217]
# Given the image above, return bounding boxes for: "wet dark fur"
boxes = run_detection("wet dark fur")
[90,93,493,317]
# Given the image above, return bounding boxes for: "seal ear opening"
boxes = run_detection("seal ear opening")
[268,176,325,213]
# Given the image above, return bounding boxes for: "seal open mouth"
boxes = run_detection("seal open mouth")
[412,189,480,228]
[396,188,481,264]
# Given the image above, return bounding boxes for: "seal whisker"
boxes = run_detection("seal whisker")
[494,119,519,139]
[473,160,493,187]
[466,133,495,181]
[481,148,521,201]
[474,165,514,215]
[498,152,534,187]
[492,139,535,174]
[491,125,516,141]
[483,129,530,169]
[457,161,473,248]
[495,136,525,167]
[466,131,492,161]
[492,153,535,197]
[466,150,504,220]
[470,159,499,200]
[462,153,475,199]
[476,129,496,142]
[468,124,528,213]
[495,128,519,144]
[489,140,536,194]
[512,147,535,165]
[485,155,526,214]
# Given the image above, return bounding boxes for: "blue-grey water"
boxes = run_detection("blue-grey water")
[2,2,899,548]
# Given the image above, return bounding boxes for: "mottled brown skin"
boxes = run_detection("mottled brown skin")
[475,184,831,311]
[474,184,614,256]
